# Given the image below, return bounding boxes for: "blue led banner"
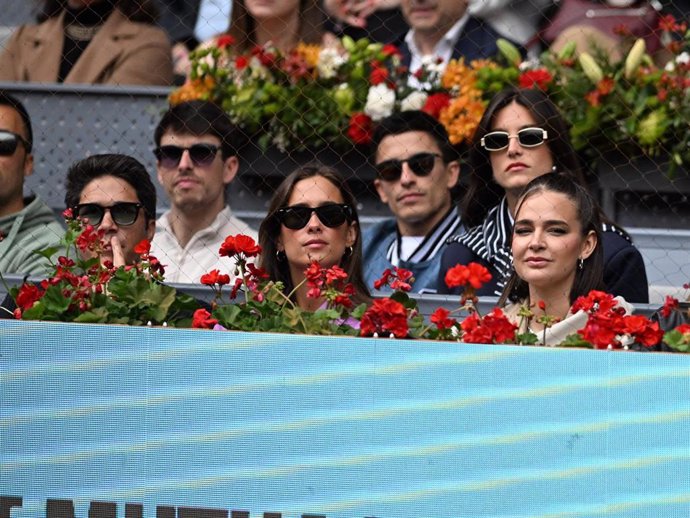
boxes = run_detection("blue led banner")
[1,320,690,517]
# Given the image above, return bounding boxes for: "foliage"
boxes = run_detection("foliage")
[171,18,690,174]
[6,212,197,326]
[195,234,364,336]
[3,226,675,353]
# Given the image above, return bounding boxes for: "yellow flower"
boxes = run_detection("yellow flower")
[441,59,485,98]
[295,43,321,68]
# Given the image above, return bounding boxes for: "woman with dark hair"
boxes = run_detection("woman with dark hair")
[0,0,173,85]
[499,173,632,346]
[259,164,370,312]
[227,0,324,53]
[439,87,649,302]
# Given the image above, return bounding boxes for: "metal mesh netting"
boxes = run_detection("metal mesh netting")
[0,0,688,303]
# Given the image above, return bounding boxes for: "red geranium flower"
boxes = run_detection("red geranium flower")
[660,296,679,318]
[347,112,373,145]
[133,239,151,257]
[15,283,44,311]
[623,315,664,348]
[431,307,455,330]
[200,269,231,286]
[235,55,249,69]
[216,34,235,49]
[218,234,262,258]
[360,297,409,338]
[518,69,553,90]
[445,263,492,290]
[192,308,218,329]
[422,93,451,119]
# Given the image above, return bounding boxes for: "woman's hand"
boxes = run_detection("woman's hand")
[324,0,401,28]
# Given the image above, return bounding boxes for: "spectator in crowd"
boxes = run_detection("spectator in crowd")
[64,154,157,267]
[0,0,173,85]
[151,101,257,284]
[439,87,649,302]
[259,164,370,311]
[469,0,554,58]
[323,0,408,43]
[363,110,463,293]
[0,92,63,277]
[394,0,520,76]
[498,173,634,346]
[225,0,324,53]
[154,0,233,81]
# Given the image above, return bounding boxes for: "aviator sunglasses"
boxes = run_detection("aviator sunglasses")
[375,152,441,182]
[277,203,354,230]
[153,144,220,168]
[0,130,29,156]
[74,202,144,227]
[480,127,548,151]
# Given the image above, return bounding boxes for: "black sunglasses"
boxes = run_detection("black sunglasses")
[480,128,548,151]
[74,202,144,227]
[0,130,29,156]
[277,203,354,230]
[375,152,441,182]
[153,144,220,168]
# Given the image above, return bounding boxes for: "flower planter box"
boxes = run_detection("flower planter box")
[3,319,690,517]
[595,153,690,229]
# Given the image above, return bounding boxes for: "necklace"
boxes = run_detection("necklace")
[65,23,101,42]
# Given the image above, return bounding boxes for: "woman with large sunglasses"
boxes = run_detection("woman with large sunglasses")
[438,87,649,303]
[259,164,370,311]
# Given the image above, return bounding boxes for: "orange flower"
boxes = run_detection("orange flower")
[168,76,215,106]
[438,93,485,145]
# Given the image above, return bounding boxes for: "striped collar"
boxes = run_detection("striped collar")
[387,209,464,266]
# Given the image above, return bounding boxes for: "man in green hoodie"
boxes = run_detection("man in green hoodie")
[0,91,63,277]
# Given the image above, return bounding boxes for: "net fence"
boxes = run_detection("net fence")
[0,0,688,303]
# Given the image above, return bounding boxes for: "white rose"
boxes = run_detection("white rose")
[676,51,690,64]
[400,91,428,112]
[364,84,396,121]
[317,47,347,79]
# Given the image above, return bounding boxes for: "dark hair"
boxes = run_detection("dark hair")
[462,88,586,227]
[38,0,159,24]
[258,163,370,303]
[64,154,157,223]
[154,101,244,159]
[371,110,457,165]
[0,91,33,152]
[498,173,605,307]
[228,0,324,52]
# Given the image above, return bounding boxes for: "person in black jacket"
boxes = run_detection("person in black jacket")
[438,87,649,303]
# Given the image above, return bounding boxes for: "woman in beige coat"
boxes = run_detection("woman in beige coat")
[0,0,173,85]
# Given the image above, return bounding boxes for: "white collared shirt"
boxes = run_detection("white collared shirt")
[151,205,258,284]
[404,13,469,84]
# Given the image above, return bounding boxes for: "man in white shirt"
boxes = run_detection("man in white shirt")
[396,0,520,74]
[151,101,257,284]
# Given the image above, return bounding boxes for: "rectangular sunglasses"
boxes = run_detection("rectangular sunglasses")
[277,203,353,230]
[0,130,29,156]
[480,127,548,151]
[153,144,220,168]
[74,202,143,227]
[375,152,441,182]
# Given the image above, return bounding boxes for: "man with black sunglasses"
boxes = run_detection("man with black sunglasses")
[362,110,463,293]
[0,91,63,276]
[151,101,257,284]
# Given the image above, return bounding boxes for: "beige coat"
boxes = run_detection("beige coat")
[0,9,173,85]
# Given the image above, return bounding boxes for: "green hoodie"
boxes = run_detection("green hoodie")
[0,196,64,277]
